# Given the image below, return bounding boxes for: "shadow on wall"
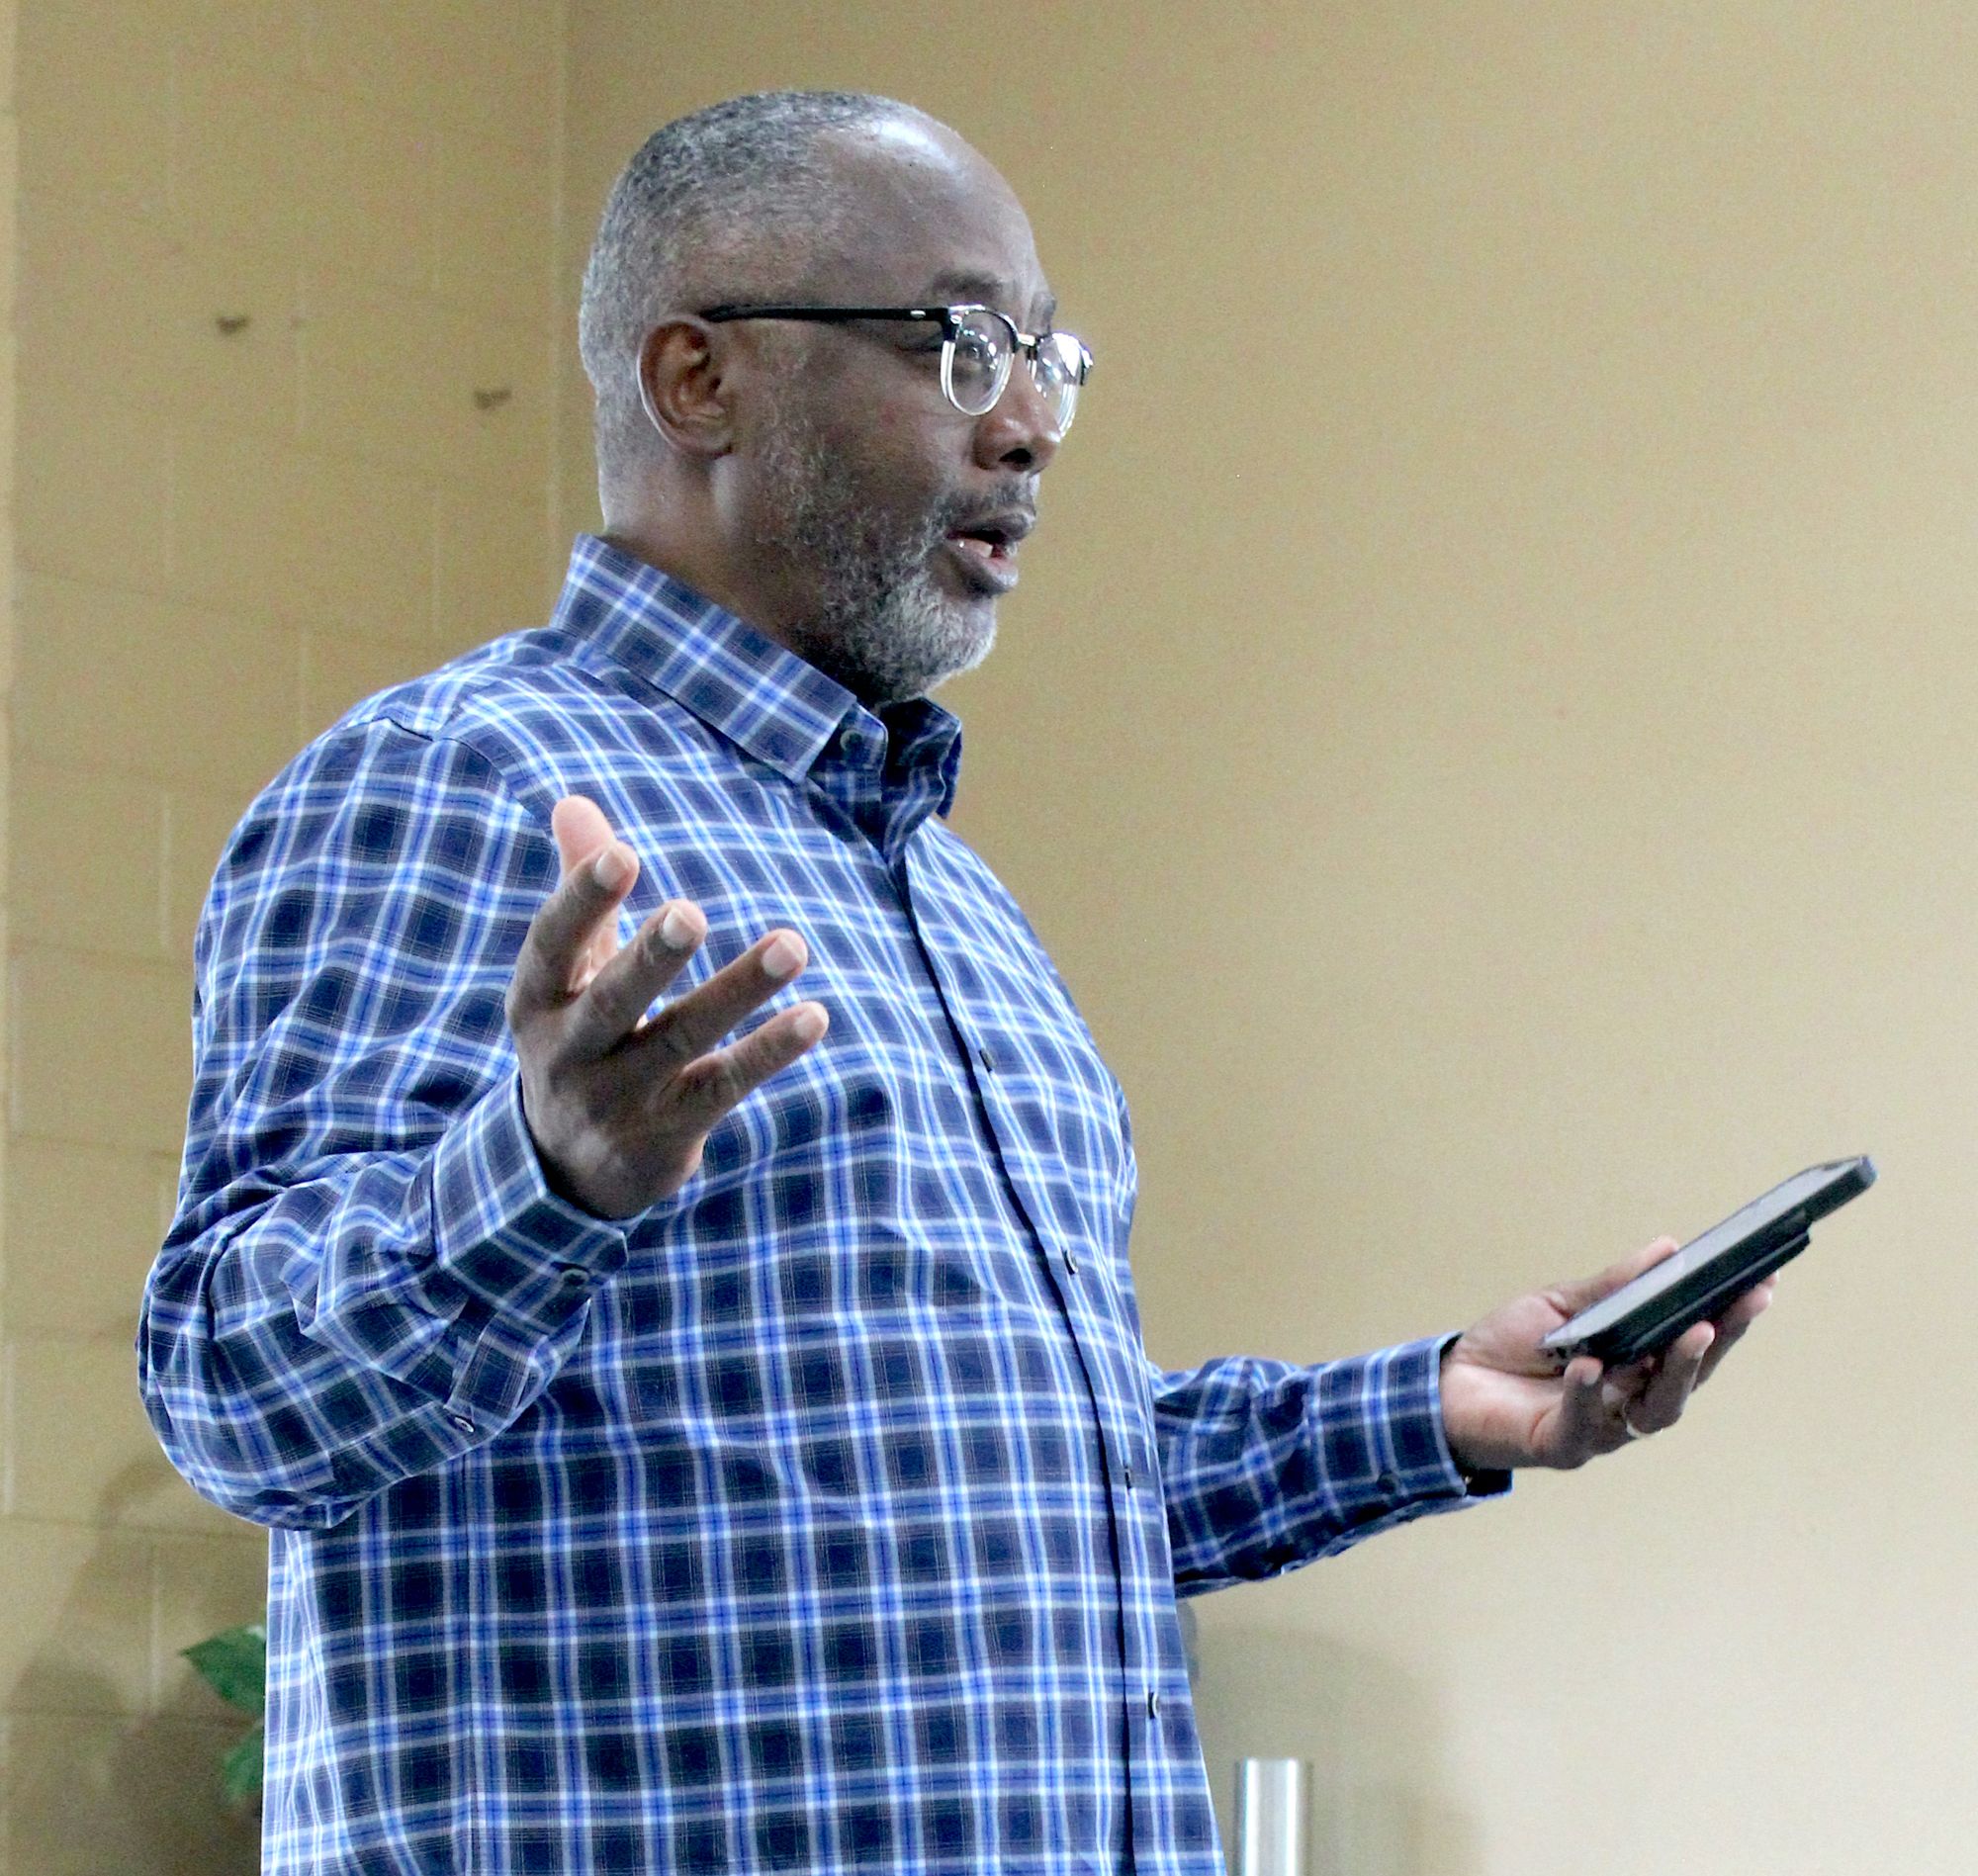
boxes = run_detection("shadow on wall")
[4,1459,261,1876]
[6,1704,261,1876]
[1188,1617,1483,1876]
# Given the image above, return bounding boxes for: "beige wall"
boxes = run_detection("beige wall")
[0,3,568,1869]
[7,2,1975,1871]
[557,5,1969,1873]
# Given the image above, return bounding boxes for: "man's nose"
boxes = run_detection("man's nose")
[972,362,1062,475]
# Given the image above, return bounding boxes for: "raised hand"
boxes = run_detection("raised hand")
[1438,1237,1778,1474]
[504,795,829,1218]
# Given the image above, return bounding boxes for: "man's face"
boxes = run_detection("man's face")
[728,123,1063,705]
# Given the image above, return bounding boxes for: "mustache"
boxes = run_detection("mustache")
[930,485,1039,542]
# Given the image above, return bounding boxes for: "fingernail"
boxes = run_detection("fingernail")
[762,934,802,980]
[592,846,631,891]
[660,904,695,949]
[792,1005,828,1043]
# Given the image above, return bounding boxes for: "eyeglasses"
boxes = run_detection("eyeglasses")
[697,303,1092,434]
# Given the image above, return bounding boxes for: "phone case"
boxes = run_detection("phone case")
[1541,1157,1874,1367]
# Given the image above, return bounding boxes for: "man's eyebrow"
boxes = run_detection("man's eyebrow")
[925,272,1059,327]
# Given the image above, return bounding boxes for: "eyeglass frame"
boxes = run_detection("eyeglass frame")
[693,302,1092,430]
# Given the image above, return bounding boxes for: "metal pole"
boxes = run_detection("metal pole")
[1234,1757,1306,1876]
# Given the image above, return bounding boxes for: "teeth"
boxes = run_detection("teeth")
[953,535,997,559]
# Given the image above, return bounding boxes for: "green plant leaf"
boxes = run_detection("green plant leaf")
[182,1622,267,1717]
[221,1720,265,1804]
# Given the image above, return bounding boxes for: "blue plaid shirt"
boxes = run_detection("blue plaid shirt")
[141,535,1491,1875]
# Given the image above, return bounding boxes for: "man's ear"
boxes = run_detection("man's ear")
[635,318,734,458]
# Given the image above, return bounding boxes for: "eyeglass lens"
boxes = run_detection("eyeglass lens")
[943,312,1084,433]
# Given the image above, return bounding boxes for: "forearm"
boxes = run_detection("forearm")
[141,1073,626,1528]
[1156,1336,1504,1595]
[140,1075,625,1529]
[136,718,603,1524]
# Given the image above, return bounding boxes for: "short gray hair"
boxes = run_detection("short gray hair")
[578,89,923,486]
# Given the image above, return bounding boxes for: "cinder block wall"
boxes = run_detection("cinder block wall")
[0,5,567,1868]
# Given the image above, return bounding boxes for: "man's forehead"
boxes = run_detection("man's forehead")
[924,267,1058,328]
[804,119,1052,320]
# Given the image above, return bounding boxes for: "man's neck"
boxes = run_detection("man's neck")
[596,521,809,662]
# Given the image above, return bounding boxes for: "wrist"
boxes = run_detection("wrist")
[1438,1337,1514,1491]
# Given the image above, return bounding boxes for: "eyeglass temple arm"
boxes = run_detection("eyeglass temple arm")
[693,304,1087,380]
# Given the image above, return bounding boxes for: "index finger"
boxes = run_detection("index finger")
[1693,1271,1779,1386]
[508,839,640,1021]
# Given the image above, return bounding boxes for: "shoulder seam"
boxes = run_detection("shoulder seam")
[349,710,547,825]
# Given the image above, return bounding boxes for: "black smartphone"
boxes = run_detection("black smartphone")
[1540,1156,1876,1367]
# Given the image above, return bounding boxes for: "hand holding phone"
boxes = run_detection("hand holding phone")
[1540,1156,1876,1368]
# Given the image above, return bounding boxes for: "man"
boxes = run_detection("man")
[140,91,1771,1874]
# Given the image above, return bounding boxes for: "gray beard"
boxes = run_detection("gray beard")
[753,407,996,706]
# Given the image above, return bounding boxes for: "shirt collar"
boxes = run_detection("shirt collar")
[547,534,963,820]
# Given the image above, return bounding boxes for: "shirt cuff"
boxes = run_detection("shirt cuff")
[430,1072,631,1329]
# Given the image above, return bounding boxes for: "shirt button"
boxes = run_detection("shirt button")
[976,1042,996,1073]
[1146,1689,1161,1719]
[1064,1252,1079,1278]
[449,1414,476,1435]
[1124,1463,1134,1490]
[557,1265,589,1289]
[1376,1472,1398,1496]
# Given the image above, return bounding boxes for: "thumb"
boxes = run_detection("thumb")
[1549,1235,1678,1318]
[551,795,627,884]
[548,795,633,994]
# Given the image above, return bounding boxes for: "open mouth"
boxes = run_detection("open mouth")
[940,512,1033,594]
[948,521,1015,561]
